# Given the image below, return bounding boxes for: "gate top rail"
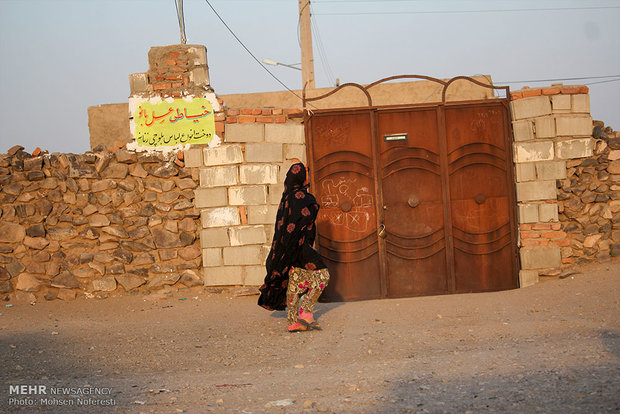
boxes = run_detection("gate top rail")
[302,74,510,111]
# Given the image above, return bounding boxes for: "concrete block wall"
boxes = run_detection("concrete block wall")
[511,84,595,286]
[185,107,305,286]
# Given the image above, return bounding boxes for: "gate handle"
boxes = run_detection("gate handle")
[408,195,420,208]
[378,223,387,239]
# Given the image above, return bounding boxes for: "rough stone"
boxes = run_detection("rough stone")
[150,163,178,178]
[102,163,129,179]
[179,269,202,287]
[179,246,201,260]
[101,226,129,238]
[151,228,182,248]
[23,236,50,250]
[57,288,77,301]
[0,222,25,243]
[92,276,117,292]
[51,271,80,289]
[47,226,76,240]
[115,273,145,291]
[15,273,41,291]
[26,224,46,238]
[147,273,180,289]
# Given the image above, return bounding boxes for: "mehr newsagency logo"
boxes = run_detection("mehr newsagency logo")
[8,384,116,407]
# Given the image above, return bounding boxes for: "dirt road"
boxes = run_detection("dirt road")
[1,259,619,413]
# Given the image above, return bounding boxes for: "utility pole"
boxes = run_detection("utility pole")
[298,0,315,89]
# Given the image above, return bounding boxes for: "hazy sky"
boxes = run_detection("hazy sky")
[0,0,619,154]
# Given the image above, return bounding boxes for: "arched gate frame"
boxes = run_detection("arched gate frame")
[303,75,520,301]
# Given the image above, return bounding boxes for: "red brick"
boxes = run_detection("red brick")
[261,109,272,116]
[171,82,182,88]
[274,116,287,123]
[272,108,283,115]
[522,88,542,97]
[154,75,164,82]
[561,86,587,95]
[241,109,253,115]
[183,77,189,86]
[553,239,570,247]
[215,122,225,133]
[511,91,523,100]
[226,116,238,124]
[257,116,274,124]
[169,51,181,58]
[562,258,573,264]
[171,66,187,73]
[521,239,546,246]
[165,74,183,80]
[541,231,566,239]
[532,223,552,230]
[285,108,303,115]
[542,87,561,95]
[239,206,248,225]
[227,109,240,116]
[214,113,226,122]
[177,150,184,161]
[174,159,184,168]
[165,59,176,66]
[176,60,189,66]
[153,83,171,91]
[551,223,561,230]
[251,109,262,116]
[238,116,256,123]
[520,224,532,231]
[32,147,41,157]
[521,232,540,239]
[171,91,181,97]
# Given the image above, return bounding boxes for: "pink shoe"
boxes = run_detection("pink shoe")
[287,322,308,332]
[299,309,315,324]
[299,309,321,330]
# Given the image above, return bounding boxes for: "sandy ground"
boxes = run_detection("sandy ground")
[1,259,619,414]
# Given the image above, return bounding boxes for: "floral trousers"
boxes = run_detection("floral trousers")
[286,267,330,325]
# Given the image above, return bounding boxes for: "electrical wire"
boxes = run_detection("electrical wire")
[203,0,315,108]
[496,75,620,84]
[174,0,188,44]
[310,3,337,86]
[314,6,620,15]
[584,78,620,86]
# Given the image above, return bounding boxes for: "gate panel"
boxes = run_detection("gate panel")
[377,109,450,297]
[308,111,382,301]
[444,103,518,292]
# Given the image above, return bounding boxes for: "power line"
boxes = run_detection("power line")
[314,6,620,15]
[310,3,337,86]
[496,75,620,84]
[585,78,620,86]
[203,0,311,107]
[174,0,187,44]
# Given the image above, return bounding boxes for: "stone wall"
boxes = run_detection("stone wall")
[510,84,617,286]
[185,109,305,286]
[557,122,620,263]
[0,146,203,302]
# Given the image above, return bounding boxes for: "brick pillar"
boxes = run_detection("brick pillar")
[510,84,593,286]
[128,44,222,149]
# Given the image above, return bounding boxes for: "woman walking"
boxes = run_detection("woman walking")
[258,160,330,332]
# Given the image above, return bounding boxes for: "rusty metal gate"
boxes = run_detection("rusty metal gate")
[304,76,519,301]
